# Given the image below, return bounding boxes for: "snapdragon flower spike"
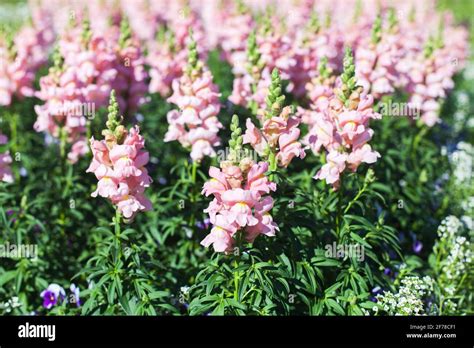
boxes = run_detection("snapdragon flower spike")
[243,69,306,168]
[164,31,222,162]
[218,0,254,76]
[201,114,278,253]
[34,44,90,163]
[405,34,456,127]
[147,28,185,97]
[0,132,13,183]
[87,91,152,220]
[112,17,148,116]
[288,11,343,98]
[312,48,381,190]
[229,29,269,112]
[354,15,401,99]
[299,56,337,152]
[0,28,35,106]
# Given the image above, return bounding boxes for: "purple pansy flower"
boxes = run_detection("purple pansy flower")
[70,284,81,307]
[40,284,66,309]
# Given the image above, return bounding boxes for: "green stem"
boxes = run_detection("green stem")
[344,183,367,214]
[191,161,197,189]
[233,259,240,301]
[114,208,121,238]
[336,175,345,240]
[268,151,277,181]
[59,127,67,161]
[233,232,243,302]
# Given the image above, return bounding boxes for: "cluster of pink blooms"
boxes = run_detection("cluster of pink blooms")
[201,158,278,253]
[217,2,254,76]
[112,21,149,115]
[303,49,382,189]
[0,12,54,106]
[0,132,13,183]
[164,37,222,162]
[87,92,152,219]
[354,17,400,99]
[147,7,207,97]
[147,32,186,98]
[0,38,35,106]
[243,70,306,168]
[402,24,468,127]
[25,0,468,128]
[34,17,148,163]
[313,93,382,189]
[244,106,306,168]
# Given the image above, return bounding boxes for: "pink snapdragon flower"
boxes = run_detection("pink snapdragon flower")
[87,92,152,220]
[243,69,306,168]
[34,21,117,163]
[0,133,13,183]
[15,19,54,72]
[165,35,222,162]
[34,53,88,163]
[311,49,381,189]
[218,3,254,75]
[405,39,456,127]
[201,115,278,253]
[0,38,35,106]
[112,20,148,116]
[201,159,277,253]
[147,32,187,97]
[354,17,401,99]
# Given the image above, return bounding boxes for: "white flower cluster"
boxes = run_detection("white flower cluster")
[449,142,473,186]
[434,216,473,303]
[375,276,434,316]
[0,296,21,313]
[444,235,473,281]
[437,216,464,240]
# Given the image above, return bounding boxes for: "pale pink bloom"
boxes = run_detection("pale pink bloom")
[34,26,119,163]
[276,127,306,167]
[221,188,259,227]
[242,118,267,155]
[347,144,380,171]
[67,138,89,164]
[246,196,279,243]
[314,151,347,188]
[200,214,238,253]
[147,41,186,97]
[87,125,152,220]
[113,42,149,115]
[165,69,222,162]
[355,39,400,99]
[0,47,35,106]
[243,107,305,168]
[245,161,277,194]
[201,161,277,253]
[218,8,254,75]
